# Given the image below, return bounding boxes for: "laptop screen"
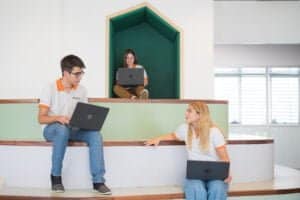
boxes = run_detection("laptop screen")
[69,102,109,131]
[117,68,144,86]
[186,160,229,180]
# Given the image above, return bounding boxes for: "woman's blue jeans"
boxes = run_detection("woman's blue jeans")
[184,179,228,200]
[44,123,105,183]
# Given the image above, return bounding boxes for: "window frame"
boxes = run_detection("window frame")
[215,66,300,126]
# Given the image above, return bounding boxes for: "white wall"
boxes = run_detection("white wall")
[0,0,214,99]
[0,0,63,98]
[215,1,300,44]
[215,44,300,67]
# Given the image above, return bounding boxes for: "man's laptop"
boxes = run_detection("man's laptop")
[186,160,229,181]
[117,68,144,86]
[69,102,109,131]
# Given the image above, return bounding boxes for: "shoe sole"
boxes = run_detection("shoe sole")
[51,190,65,193]
[93,189,112,195]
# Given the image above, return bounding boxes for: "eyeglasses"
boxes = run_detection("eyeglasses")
[70,71,85,78]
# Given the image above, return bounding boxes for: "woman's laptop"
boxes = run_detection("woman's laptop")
[186,160,229,180]
[69,102,109,131]
[117,68,144,86]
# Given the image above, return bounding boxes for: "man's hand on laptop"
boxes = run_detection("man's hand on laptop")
[56,116,70,125]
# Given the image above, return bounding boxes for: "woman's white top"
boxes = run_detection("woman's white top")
[174,123,226,161]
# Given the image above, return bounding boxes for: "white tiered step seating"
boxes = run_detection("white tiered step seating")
[0,135,299,199]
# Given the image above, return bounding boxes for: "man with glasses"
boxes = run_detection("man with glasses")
[38,55,111,194]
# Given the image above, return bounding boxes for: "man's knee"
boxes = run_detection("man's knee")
[54,124,70,140]
[87,131,102,144]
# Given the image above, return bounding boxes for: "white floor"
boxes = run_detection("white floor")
[0,165,299,199]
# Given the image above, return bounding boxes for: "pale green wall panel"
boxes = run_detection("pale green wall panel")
[97,102,228,140]
[0,102,228,141]
[0,104,43,140]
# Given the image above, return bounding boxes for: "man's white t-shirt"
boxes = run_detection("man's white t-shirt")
[39,78,88,130]
[174,123,226,161]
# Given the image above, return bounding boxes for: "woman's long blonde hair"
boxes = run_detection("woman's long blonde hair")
[187,102,221,152]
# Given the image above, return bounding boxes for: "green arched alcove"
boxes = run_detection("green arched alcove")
[108,5,181,99]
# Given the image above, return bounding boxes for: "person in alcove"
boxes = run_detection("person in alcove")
[113,49,149,99]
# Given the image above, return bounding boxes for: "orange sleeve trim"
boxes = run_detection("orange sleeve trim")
[39,104,49,109]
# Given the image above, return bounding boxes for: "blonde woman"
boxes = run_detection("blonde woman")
[145,102,231,200]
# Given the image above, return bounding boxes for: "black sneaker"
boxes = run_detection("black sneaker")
[51,175,65,193]
[93,183,112,195]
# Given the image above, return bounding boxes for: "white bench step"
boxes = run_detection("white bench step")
[0,141,273,189]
